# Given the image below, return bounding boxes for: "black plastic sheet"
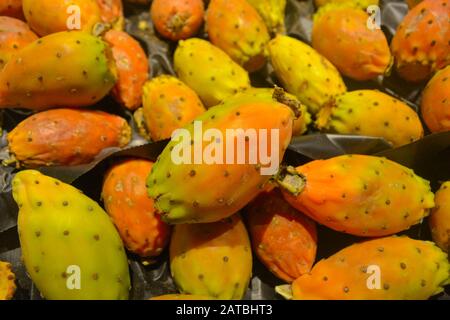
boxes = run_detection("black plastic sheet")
[0,0,449,300]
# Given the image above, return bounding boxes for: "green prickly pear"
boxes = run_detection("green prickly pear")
[0,31,117,110]
[174,38,251,108]
[13,170,130,300]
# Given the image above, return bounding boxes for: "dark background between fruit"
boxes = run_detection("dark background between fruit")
[0,0,449,300]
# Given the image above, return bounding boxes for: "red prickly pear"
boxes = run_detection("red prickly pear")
[206,0,270,72]
[0,0,24,20]
[150,0,205,41]
[429,181,450,253]
[277,155,435,237]
[0,261,16,300]
[0,17,39,71]
[104,30,149,110]
[6,109,131,168]
[246,190,317,283]
[102,159,171,258]
[0,31,117,110]
[97,0,124,30]
[391,0,450,82]
[421,66,450,133]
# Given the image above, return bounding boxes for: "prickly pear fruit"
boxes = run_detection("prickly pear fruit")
[150,0,204,41]
[315,0,379,8]
[268,35,347,115]
[135,75,206,141]
[316,90,424,147]
[429,182,450,253]
[0,0,24,20]
[312,3,392,81]
[97,0,124,30]
[22,0,102,36]
[406,0,422,8]
[170,214,252,300]
[102,159,171,257]
[0,17,38,70]
[0,31,117,110]
[278,155,435,237]
[206,0,270,72]
[247,0,286,35]
[104,30,149,110]
[13,170,131,300]
[0,261,16,300]
[174,38,251,108]
[150,294,213,300]
[289,236,449,300]
[147,88,298,224]
[246,190,317,283]
[391,0,450,82]
[421,66,450,133]
[6,109,131,168]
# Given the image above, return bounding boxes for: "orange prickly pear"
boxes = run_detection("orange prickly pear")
[312,2,392,81]
[0,31,117,110]
[147,88,298,224]
[135,75,206,142]
[102,159,171,258]
[246,190,317,283]
[287,236,449,300]
[406,0,422,8]
[391,0,450,82]
[316,90,424,147]
[0,0,24,20]
[6,109,131,168]
[0,261,16,300]
[246,0,287,36]
[22,0,102,37]
[206,0,270,72]
[150,294,213,300]
[421,66,450,133]
[150,0,205,41]
[170,214,252,300]
[429,181,450,253]
[104,30,149,110]
[0,17,39,71]
[277,155,435,237]
[97,0,124,30]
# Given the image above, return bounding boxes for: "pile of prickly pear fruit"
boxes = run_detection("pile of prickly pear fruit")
[0,0,449,302]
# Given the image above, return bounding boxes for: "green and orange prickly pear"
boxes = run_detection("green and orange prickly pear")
[0,0,24,20]
[170,214,252,300]
[13,170,131,300]
[286,236,449,300]
[102,159,171,258]
[391,0,450,82]
[0,261,16,300]
[316,90,424,147]
[150,0,205,41]
[97,0,124,30]
[429,181,450,253]
[247,0,286,35]
[174,38,251,108]
[135,75,206,141]
[6,109,131,168]
[246,190,317,283]
[421,66,450,133]
[0,17,38,70]
[150,294,213,300]
[268,35,347,115]
[277,155,434,237]
[23,0,102,36]
[104,30,149,110]
[312,3,392,81]
[147,88,298,224]
[206,0,270,72]
[0,31,117,110]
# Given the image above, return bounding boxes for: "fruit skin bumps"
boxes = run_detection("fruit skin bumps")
[6,109,131,168]
[421,66,450,133]
[312,3,392,81]
[102,159,171,257]
[0,261,16,300]
[291,236,450,300]
[429,182,450,253]
[316,90,424,147]
[170,214,252,300]
[278,155,435,237]
[391,0,450,82]
[0,31,117,110]
[268,35,346,115]
[13,170,131,300]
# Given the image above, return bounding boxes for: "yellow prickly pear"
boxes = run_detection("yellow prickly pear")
[0,261,16,300]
